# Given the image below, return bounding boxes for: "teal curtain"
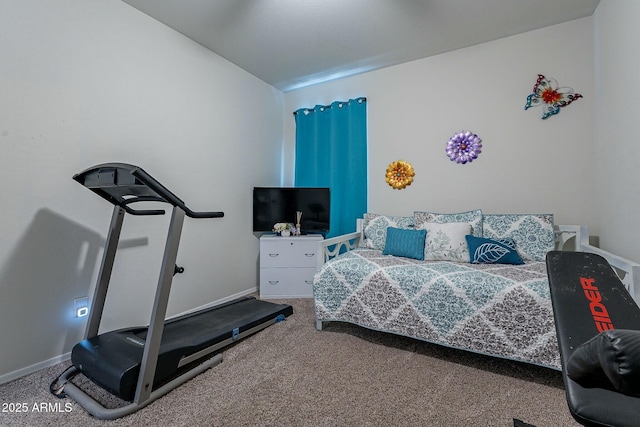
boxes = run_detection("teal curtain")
[294,97,367,238]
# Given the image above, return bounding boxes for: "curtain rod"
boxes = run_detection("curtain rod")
[293,97,366,116]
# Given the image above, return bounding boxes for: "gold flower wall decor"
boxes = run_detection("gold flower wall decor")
[385,160,415,190]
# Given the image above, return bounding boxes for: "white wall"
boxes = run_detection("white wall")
[0,0,283,380]
[593,1,640,263]
[284,18,596,234]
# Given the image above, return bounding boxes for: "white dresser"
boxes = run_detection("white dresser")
[259,234,323,298]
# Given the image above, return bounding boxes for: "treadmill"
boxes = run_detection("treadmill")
[52,163,292,420]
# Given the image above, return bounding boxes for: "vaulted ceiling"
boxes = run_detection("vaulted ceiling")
[122,0,600,92]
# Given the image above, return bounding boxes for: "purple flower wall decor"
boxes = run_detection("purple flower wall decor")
[446,131,482,164]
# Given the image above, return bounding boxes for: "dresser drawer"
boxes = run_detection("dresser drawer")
[259,267,315,298]
[260,239,320,268]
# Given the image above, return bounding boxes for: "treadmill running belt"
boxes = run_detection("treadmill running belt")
[71,297,292,401]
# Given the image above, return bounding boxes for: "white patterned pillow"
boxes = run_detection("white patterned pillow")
[418,222,471,262]
[482,214,554,262]
[361,213,414,251]
[414,209,483,237]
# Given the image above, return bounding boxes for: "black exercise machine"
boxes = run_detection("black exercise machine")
[52,163,292,419]
[546,251,640,427]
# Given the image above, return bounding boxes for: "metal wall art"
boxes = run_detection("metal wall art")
[524,74,582,120]
[385,160,415,190]
[446,131,482,164]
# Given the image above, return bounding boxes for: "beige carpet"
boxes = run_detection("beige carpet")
[0,298,580,427]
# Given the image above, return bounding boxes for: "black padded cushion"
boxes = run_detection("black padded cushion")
[567,329,640,397]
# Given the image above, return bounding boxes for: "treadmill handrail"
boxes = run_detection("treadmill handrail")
[73,163,224,219]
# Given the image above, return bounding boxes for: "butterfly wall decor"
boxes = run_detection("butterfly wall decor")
[524,74,582,120]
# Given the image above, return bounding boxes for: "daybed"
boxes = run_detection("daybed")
[313,211,640,370]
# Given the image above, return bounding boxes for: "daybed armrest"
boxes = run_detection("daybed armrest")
[320,232,361,262]
[555,224,582,251]
[575,225,640,304]
[554,224,640,303]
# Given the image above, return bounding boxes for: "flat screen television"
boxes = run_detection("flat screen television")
[253,187,330,235]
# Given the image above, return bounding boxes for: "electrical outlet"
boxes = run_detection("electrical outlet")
[74,297,89,318]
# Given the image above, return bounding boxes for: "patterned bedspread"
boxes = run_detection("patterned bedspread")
[313,248,561,369]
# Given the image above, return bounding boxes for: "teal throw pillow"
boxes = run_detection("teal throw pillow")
[465,235,524,265]
[382,227,426,260]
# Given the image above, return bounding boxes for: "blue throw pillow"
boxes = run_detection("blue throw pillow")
[382,227,426,260]
[465,235,524,265]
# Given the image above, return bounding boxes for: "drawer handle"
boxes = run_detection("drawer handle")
[304,253,315,257]
[305,280,313,284]
[268,253,279,257]
[268,280,279,285]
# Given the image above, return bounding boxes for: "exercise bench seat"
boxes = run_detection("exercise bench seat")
[546,251,640,427]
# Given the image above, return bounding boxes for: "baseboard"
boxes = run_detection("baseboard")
[0,287,258,386]
[0,353,70,385]
[169,287,258,318]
